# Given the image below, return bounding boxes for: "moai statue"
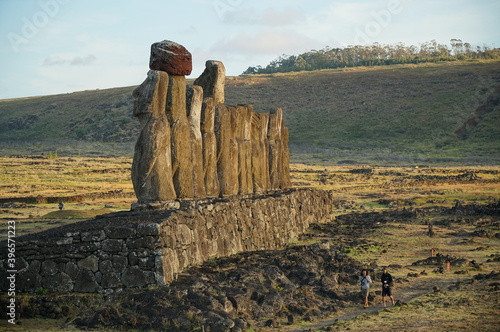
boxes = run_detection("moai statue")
[268,107,284,189]
[215,105,239,196]
[195,61,227,196]
[187,85,206,198]
[200,97,220,197]
[131,70,176,202]
[194,60,226,105]
[150,40,195,199]
[251,112,271,192]
[281,126,292,188]
[235,105,253,193]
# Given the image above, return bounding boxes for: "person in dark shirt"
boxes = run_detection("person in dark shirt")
[381,268,395,307]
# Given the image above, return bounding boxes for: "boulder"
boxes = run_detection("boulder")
[149,40,192,76]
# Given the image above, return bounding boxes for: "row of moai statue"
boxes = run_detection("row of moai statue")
[132,40,291,204]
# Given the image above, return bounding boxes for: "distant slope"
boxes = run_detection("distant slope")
[226,60,500,165]
[0,60,499,165]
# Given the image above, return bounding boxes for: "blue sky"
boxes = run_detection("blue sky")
[0,0,499,99]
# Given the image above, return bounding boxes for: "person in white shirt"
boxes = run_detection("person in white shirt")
[359,270,372,308]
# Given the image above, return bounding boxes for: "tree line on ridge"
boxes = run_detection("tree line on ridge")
[243,39,500,74]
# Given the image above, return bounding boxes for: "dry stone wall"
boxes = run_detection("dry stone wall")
[1,189,334,294]
[132,40,290,207]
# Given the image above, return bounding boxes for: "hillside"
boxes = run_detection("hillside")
[1,60,499,165]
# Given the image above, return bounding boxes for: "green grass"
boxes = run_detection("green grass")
[1,60,499,164]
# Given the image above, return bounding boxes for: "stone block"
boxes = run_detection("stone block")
[111,255,128,274]
[42,272,73,292]
[17,271,41,292]
[99,260,113,274]
[41,260,57,276]
[122,266,148,288]
[102,239,125,252]
[81,230,106,242]
[126,236,156,249]
[74,269,98,293]
[138,257,155,270]
[78,242,100,252]
[105,226,136,239]
[78,255,98,272]
[102,272,122,289]
[128,252,139,266]
[28,260,41,273]
[137,223,160,236]
[56,237,73,245]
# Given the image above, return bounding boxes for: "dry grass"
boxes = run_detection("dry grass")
[0,157,499,331]
[0,156,133,198]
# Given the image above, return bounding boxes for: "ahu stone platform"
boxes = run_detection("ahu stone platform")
[0,189,334,294]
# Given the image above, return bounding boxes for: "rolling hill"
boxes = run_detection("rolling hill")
[1,60,499,165]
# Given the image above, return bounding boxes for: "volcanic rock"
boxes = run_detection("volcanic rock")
[149,40,192,76]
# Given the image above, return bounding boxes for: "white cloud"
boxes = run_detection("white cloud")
[42,54,96,66]
[214,28,320,55]
[222,6,303,26]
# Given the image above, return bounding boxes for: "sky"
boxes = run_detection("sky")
[0,0,499,99]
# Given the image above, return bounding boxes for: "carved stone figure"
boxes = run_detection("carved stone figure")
[132,40,291,206]
[131,70,176,202]
[194,60,226,105]
[166,75,195,199]
[200,97,220,197]
[187,85,206,198]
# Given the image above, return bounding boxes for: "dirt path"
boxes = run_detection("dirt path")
[286,275,460,331]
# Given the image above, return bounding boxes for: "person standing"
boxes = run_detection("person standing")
[381,268,395,307]
[359,270,372,308]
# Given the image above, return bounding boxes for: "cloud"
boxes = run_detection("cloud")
[215,28,320,55]
[70,54,96,66]
[42,54,96,66]
[221,6,303,26]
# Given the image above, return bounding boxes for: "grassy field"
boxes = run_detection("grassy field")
[0,157,499,331]
[1,155,499,239]
[1,60,499,165]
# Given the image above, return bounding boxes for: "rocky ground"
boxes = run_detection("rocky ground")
[2,200,498,331]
